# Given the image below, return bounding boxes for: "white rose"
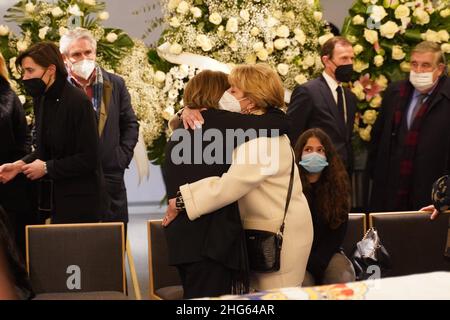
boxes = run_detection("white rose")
[19,95,26,105]
[274,38,289,50]
[353,44,364,55]
[240,9,250,22]
[373,55,384,67]
[277,63,289,76]
[17,40,29,52]
[364,29,378,44]
[294,29,306,45]
[313,11,323,21]
[168,0,181,11]
[370,95,382,108]
[59,26,68,37]
[376,75,388,90]
[440,8,450,18]
[98,11,110,21]
[359,125,372,142]
[83,0,96,6]
[285,11,295,21]
[51,7,64,18]
[106,32,118,43]
[363,110,377,125]
[394,5,410,19]
[209,12,222,25]
[25,2,35,13]
[351,82,366,101]
[400,61,410,72]
[190,7,202,19]
[318,33,334,46]
[352,15,365,25]
[295,74,308,85]
[265,42,274,54]
[380,21,399,39]
[353,60,369,73]
[438,30,449,43]
[245,54,257,64]
[169,17,181,28]
[252,41,264,52]
[370,6,387,22]
[169,43,182,55]
[347,35,358,44]
[196,34,212,51]
[217,26,225,38]
[176,1,190,15]
[266,17,280,28]
[441,43,450,54]
[0,25,10,36]
[154,71,166,83]
[250,27,260,37]
[413,8,430,25]
[392,45,406,60]
[38,26,50,40]
[422,29,441,43]
[276,25,290,38]
[226,17,238,33]
[303,55,316,68]
[68,4,83,16]
[256,49,269,61]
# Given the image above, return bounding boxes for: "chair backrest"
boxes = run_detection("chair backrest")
[26,222,125,295]
[147,220,182,300]
[369,211,450,277]
[342,213,366,257]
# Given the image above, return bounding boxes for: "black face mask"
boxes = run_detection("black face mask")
[22,70,48,97]
[333,63,354,83]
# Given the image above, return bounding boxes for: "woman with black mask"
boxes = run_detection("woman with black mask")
[0,42,108,223]
[0,52,37,256]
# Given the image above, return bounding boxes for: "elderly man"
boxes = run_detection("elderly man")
[60,28,139,229]
[369,41,450,212]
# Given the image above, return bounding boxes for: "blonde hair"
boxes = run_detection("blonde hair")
[228,64,285,110]
[183,70,230,109]
[0,52,10,81]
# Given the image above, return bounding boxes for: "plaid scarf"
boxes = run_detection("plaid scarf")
[393,77,445,210]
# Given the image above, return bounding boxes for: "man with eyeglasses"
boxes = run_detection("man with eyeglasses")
[369,41,450,212]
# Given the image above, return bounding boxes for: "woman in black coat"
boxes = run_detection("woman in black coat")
[0,42,108,223]
[0,53,37,255]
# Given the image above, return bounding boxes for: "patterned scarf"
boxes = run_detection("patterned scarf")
[393,77,445,210]
[91,64,104,115]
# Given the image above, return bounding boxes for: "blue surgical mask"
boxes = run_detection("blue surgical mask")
[299,152,329,173]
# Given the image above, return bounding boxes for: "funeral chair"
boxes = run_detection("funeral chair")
[147,219,183,300]
[342,213,367,257]
[26,222,132,300]
[369,211,450,277]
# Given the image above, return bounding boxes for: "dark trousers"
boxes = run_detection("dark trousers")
[177,258,232,299]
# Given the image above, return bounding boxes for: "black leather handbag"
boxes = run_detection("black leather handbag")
[351,227,392,280]
[245,151,295,273]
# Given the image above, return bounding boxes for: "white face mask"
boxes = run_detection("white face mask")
[71,59,96,80]
[218,91,245,113]
[409,70,436,92]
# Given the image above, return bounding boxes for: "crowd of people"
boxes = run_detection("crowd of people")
[0,29,449,299]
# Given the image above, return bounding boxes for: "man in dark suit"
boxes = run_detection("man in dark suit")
[60,28,139,229]
[287,36,357,173]
[369,41,450,212]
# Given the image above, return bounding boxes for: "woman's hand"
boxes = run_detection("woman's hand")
[420,204,439,220]
[182,108,205,130]
[162,198,179,227]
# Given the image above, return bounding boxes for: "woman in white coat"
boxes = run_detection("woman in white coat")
[164,64,313,292]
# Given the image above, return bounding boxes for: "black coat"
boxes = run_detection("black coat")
[368,76,450,211]
[287,76,357,171]
[23,75,108,223]
[163,108,290,268]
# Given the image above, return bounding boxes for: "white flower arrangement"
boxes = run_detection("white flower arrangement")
[342,0,450,145]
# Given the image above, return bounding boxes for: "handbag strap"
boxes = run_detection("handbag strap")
[279,149,295,235]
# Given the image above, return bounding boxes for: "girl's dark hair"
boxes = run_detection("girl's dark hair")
[16,41,68,78]
[294,128,351,229]
[0,206,34,299]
